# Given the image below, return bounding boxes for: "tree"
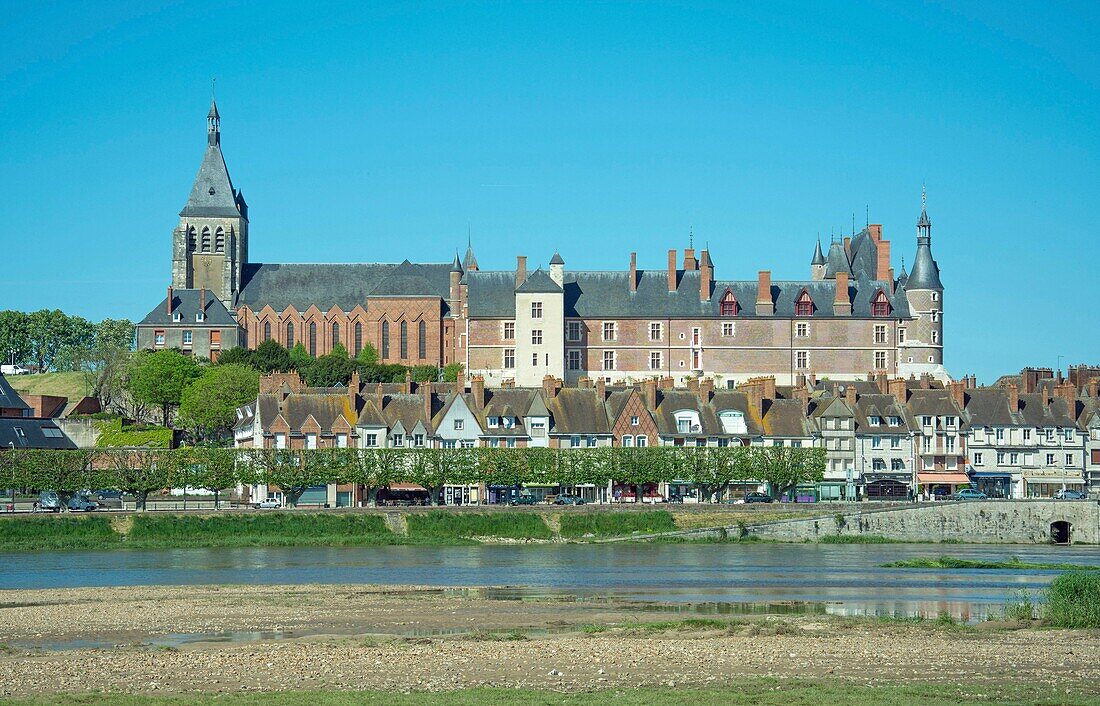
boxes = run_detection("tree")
[252,449,330,507]
[681,447,754,503]
[26,309,80,371]
[753,446,826,500]
[84,319,134,410]
[178,448,240,509]
[410,365,440,383]
[178,364,260,440]
[304,349,355,387]
[0,310,30,367]
[252,339,291,373]
[356,342,379,366]
[213,346,254,368]
[289,342,312,373]
[107,449,172,511]
[442,363,464,383]
[127,350,202,426]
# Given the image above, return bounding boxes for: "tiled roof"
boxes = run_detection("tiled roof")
[0,374,30,411]
[237,261,454,312]
[0,418,76,449]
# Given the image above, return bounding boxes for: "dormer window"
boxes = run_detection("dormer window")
[872,290,891,317]
[487,417,499,428]
[869,415,882,426]
[196,312,205,323]
[795,290,814,317]
[719,290,738,316]
[173,312,182,322]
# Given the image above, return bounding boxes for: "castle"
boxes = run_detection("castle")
[139,100,948,385]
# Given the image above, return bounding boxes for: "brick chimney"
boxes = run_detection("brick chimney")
[888,378,907,402]
[793,385,810,413]
[1054,381,1076,407]
[919,373,932,390]
[454,369,465,395]
[699,376,714,401]
[876,238,891,282]
[166,286,174,315]
[699,250,711,302]
[375,382,384,407]
[595,377,606,401]
[844,384,856,407]
[515,256,527,289]
[808,373,817,387]
[795,373,807,388]
[403,370,412,394]
[843,236,851,257]
[542,374,559,398]
[755,271,773,315]
[1088,378,1098,399]
[629,252,638,293]
[200,287,206,315]
[1004,382,1018,412]
[658,375,674,390]
[643,378,657,409]
[948,380,965,410]
[667,250,677,292]
[742,381,763,419]
[683,248,697,271]
[421,380,433,422]
[875,372,888,394]
[348,370,360,410]
[685,376,699,393]
[833,272,851,316]
[471,375,485,408]
[501,378,515,389]
[868,224,882,241]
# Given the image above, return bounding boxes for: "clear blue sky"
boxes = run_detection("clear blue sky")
[2,1,1097,381]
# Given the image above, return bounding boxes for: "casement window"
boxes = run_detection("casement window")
[869,416,882,426]
[719,290,738,316]
[602,322,616,341]
[503,322,515,340]
[1009,452,1019,465]
[891,458,905,471]
[1063,429,1074,442]
[154,330,165,348]
[931,292,939,302]
[172,311,182,322]
[454,419,464,431]
[974,452,983,465]
[874,325,887,344]
[795,290,814,317]
[400,321,408,359]
[305,433,318,450]
[874,351,888,370]
[871,291,890,317]
[1023,429,1032,441]
[587,436,597,448]
[995,428,1005,442]
[532,353,538,366]
[365,433,378,448]
[996,452,1005,465]
[636,435,648,447]
[898,328,906,343]
[796,322,809,338]
[795,350,808,369]
[1066,453,1073,466]
[871,436,882,449]
[414,434,425,447]
[1046,453,1055,465]
[931,330,939,344]
[931,311,940,322]
[336,434,348,448]
[691,349,702,370]
[566,321,581,341]
[631,416,639,425]
[567,349,581,370]
[531,329,542,345]
[182,330,192,347]
[274,433,287,449]
[622,435,634,447]
[888,416,901,426]
[531,302,543,319]
[603,350,616,371]
[890,437,901,449]
[503,349,515,369]
[392,434,404,447]
[722,322,735,337]
[649,322,662,341]
[649,351,662,370]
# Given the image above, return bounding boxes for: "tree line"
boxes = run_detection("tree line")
[2,446,826,508]
[0,310,133,375]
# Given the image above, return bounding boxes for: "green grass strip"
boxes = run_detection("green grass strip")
[126,512,397,548]
[558,510,676,538]
[0,515,120,551]
[883,555,1100,571]
[404,511,552,540]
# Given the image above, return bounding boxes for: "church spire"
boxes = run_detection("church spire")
[207,98,221,146]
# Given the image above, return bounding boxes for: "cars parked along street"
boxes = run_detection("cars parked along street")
[952,488,988,501]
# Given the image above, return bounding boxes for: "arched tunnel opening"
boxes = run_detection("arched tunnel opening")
[1050,521,1072,545]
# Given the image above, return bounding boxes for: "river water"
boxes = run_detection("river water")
[4,543,1096,621]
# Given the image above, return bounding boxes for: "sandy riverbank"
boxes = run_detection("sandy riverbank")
[1,584,1099,699]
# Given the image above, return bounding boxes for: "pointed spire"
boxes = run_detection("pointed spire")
[917,184,931,228]
[181,98,240,218]
[450,250,463,273]
[549,250,565,265]
[688,227,694,250]
[811,237,826,266]
[462,228,478,272]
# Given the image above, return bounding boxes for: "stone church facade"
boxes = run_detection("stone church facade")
[142,101,949,383]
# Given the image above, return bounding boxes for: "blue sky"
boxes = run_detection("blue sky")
[2,1,1097,381]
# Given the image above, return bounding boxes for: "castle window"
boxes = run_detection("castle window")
[531,302,542,319]
[874,350,888,370]
[214,228,225,253]
[795,290,813,317]
[874,324,887,344]
[503,349,515,368]
[503,322,515,340]
[201,227,211,252]
[354,322,363,356]
[795,350,809,369]
[263,321,271,341]
[567,349,581,370]
[187,227,197,251]
[531,329,542,345]
[872,291,890,317]
[286,322,294,348]
[418,320,426,359]
[332,322,340,349]
[603,350,616,371]
[381,321,390,359]
[309,322,317,356]
[400,321,408,359]
[566,321,581,341]
[720,290,738,316]
[649,322,662,341]
[649,351,662,370]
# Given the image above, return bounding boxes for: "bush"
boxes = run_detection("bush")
[1046,572,1100,628]
[95,418,174,448]
[406,511,552,540]
[559,511,676,538]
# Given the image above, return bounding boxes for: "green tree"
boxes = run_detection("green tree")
[213,346,254,367]
[442,363,464,383]
[178,364,260,440]
[25,309,79,371]
[356,341,379,366]
[127,350,202,426]
[106,449,172,511]
[84,319,134,411]
[410,365,440,383]
[753,446,826,500]
[289,342,312,371]
[0,310,30,367]
[252,339,291,373]
[178,448,240,509]
[304,350,355,387]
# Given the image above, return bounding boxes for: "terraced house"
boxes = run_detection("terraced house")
[139,101,948,385]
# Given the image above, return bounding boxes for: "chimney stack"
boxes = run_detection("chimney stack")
[667,250,678,292]
[844,384,856,407]
[643,378,657,409]
[1004,382,1019,412]
[699,250,712,302]
[919,373,932,390]
[833,272,851,315]
[454,369,465,395]
[348,370,360,410]
[755,271,773,315]
[166,286,174,315]
[595,377,606,401]
[793,385,810,414]
[501,377,515,389]
[876,238,891,282]
[888,378,907,402]
[658,375,674,390]
[699,376,714,401]
[542,374,560,398]
[1054,381,1076,407]
[421,380,433,422]
[875,372,888,394]
[403,370,412,394]
[683,248,697,271]
[375,382,384,407]
[200,287,206,315]
[515,256,527,289]
[629,252,638,293]
[742,381,763,419]
[686,376,699,393]
[1088,378,1098,399]
[471,375,485,408]
[948,380,965,410]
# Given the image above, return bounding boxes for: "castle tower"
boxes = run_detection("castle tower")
[810,238,826,280]
[171,99,249,307]
[898,188,947,379]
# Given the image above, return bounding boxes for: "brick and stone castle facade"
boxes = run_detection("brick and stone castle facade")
[141,101,949,383]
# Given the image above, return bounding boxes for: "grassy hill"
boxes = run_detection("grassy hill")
[6,371,91,400]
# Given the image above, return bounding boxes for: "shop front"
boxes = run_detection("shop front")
[443,484,478,505]
[863,473,911,500]
[916,472,972,500]
[1024,475,1086,499]
[970,472,1013,499]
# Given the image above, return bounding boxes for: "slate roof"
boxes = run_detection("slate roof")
[180,138,243,219]
[467,269,909,319]
[0,374,30,412]
[761,398,813,438]
[515,268,562,294]
[825,240,852,277]
[853,393,917,434]
[237,261,454,311]
[907,242,943,290]
[546,388,610,435]
[258,393,355,434]
[380,394,438,436]
[139,289,238,326]
[906,388,962,420]
[550,251,565,265]
[810,239,826,266]
[0,418,76,449]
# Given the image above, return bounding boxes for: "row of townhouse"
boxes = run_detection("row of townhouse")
[232,369,1100,506]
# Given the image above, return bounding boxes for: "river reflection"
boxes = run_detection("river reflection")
[3,543,1096,621]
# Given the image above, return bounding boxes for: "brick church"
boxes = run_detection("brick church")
[138,101,948,384]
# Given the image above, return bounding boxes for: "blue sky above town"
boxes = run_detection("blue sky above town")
[1,1,1097,381]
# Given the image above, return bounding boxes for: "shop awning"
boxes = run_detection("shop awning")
[1022,476,1084,486]
[917,473,970,485]
[970,472,1012,478]
[387,482,426,491]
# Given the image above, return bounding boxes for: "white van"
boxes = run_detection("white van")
[1,365,29,375]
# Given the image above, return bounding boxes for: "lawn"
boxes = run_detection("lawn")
[0,515,120,551]
[125,512,398,548]
[558,510,676,538]
[405,511,553,540]
[5,371,89,401]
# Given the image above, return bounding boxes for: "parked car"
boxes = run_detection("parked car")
[509,494,537,506]
[554,494,587,506]
[256,498,282,509]
[952,488,988,501]
[35,491,62,513]
[66,493,99,512]
[1054,489,1087,500]
[667,492,685,504]
[1,364,29,375]
[94,489,123,501]
[743,492,774,504]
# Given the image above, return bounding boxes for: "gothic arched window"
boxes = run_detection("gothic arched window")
[286,322,295,349]
[332,322,340,350]
[309,322,317,356]
[400,321,408,359]
[871,290,891,317]
[719,290,738,316]
[418,320,426,359]
[214,227,225,253]
[201,227,211,252]
[354,322,363,356]
[263,321,271,341]
[795,290,814,317]
[381,321,390,359]
[187,227,197,251]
